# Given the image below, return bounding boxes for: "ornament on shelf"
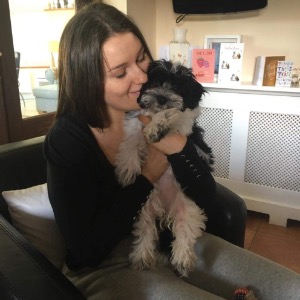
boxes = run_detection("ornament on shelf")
[291,68,300,88]
[169,28,190,67]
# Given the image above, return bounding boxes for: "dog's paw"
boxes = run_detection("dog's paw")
[156,107,181,124]
[170,246,197,277]
[143,108,181,142]
[144,123,170,143]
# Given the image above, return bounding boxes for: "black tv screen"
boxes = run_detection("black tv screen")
[172,0,268,14]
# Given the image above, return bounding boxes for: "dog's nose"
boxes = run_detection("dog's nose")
[139,102,146,109]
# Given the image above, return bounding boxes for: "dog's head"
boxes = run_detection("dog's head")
[137,59,206,114]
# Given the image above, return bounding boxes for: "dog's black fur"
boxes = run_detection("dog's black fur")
[137,59,214,169]
[137,59,214,256]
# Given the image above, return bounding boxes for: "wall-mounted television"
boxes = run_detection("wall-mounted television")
[172,0,268,14]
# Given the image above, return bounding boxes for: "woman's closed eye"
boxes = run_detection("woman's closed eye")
[116,70,126,79]
[114,50,148,79]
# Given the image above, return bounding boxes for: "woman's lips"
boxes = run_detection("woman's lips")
[130,90,141,96]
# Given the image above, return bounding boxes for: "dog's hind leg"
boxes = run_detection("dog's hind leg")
[129,188,164,270]
[169,193,207,277]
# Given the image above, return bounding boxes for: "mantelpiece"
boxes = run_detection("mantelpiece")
[197,83,300,226]
[203,82,300,97]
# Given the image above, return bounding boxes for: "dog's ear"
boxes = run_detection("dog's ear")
[172,64,207,110]
[147,60,172,85]
[137,60,170,102]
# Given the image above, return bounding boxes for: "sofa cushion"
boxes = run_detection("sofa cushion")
[2,183,66,269]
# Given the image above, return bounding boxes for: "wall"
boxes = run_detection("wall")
[106,0,156,58]
[10,0,300,87]
[155,0,300,83]
[127,0,156,57]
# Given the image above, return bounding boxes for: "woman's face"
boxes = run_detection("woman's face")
[103,32,150,112]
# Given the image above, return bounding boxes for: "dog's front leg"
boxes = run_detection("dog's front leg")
[143,108,182,143]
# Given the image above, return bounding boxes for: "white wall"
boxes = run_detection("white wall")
[155,0,300,83]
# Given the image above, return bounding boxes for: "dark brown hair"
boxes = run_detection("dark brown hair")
[56,1,153,128]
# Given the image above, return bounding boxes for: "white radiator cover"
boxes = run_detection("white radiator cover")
[198,84,300,226]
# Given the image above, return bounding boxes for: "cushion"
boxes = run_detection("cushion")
[2,183,66,269]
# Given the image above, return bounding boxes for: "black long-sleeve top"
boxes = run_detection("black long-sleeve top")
[44,112,216,271]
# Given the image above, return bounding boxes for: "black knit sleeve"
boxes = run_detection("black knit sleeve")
[167,138,216,213]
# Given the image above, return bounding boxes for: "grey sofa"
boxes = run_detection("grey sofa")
[32,68,58,114]
[32,84,58,113]
[0,136,299,299]
[0,135,248,299]
[0,136,84,300]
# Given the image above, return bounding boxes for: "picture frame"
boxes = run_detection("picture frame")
[204,35,242,77]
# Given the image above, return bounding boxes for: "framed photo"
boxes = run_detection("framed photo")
[204,35,242,76]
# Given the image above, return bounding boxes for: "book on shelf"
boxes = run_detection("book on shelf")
[262,56,285,86]
[275,61,293,87]
[191,49,215,83]
[217,43,244,85]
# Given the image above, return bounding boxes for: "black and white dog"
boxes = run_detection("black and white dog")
[115,60,213,277]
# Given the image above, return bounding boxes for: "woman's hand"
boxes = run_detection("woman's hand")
[141,145,169,184]
[138,114,187,155]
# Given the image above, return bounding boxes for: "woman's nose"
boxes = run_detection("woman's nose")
[132,64,148,84]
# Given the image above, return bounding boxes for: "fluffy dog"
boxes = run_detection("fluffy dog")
[115,59,213,277]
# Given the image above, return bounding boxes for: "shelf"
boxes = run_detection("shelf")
[202,82,300,97]
[44,8,74,11]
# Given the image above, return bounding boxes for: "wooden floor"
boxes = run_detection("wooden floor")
[20,95,39,118]
[245,210,300,274]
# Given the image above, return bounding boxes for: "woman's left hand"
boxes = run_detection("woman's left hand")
[138,115,187,155]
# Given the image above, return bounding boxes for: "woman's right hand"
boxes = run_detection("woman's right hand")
[141,144,169,184]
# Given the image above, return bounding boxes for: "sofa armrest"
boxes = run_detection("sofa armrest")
[0,214,85,300]
[206,182,247,248]
[0,136,47,222]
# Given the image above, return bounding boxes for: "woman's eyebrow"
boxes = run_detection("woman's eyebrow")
[104,55,126,72]
[103,54,124,72]
[107,63,127,72]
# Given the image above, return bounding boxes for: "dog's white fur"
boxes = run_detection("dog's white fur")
[115,106,207,277]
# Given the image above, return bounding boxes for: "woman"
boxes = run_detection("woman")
[44,2,300,300]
